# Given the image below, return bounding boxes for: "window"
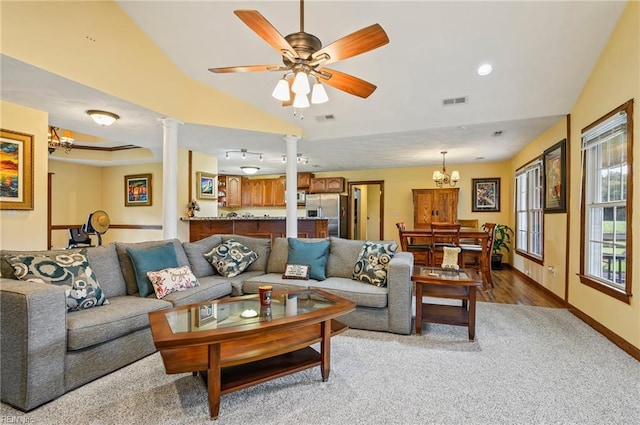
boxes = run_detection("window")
[515,159,543,261]
[580,100,633,302]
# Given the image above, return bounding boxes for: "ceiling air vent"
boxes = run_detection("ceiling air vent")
[442,96,468,107]
[492,130,504,137]
[315,114,336,122]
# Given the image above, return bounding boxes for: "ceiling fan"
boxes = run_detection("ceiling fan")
[208,0,389,107]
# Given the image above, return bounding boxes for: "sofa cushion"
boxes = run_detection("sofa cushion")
[204,239,258,277]
[6,249,110,312]
[326,238,367,278]
[147,265,199,299]
[311,277,388,308]
[155,275,232,306]
[220,235,271,273]
[116,239,189,295]
[266,237,289,274]
[182,235,222,278]
[228,270,265,296]
[353,240,398,287]
[287,238,330,281]
[126,243,179,298]
[66,295,171,351]
[243,273,311,294]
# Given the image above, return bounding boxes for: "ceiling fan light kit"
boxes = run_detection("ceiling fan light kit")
[209,0,389,107]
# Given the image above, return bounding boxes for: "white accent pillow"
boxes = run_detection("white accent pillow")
[146,265,199,299]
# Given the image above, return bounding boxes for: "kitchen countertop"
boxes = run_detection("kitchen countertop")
[181,216,331,221]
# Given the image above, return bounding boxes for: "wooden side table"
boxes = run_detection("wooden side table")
[412,267,482,340]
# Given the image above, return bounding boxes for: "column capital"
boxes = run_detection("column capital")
[157,117,183,128]
[282,134,301,143]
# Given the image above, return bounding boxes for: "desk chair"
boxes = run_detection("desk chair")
[429,222,461,266]
[396,222,432,265]
[67,227,92,249]
[460,222,496,289]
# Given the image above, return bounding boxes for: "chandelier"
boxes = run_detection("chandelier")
[271,70,329,108]
[48,126,74,154]
[432,151,460,188]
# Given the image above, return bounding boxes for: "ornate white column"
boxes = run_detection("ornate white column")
[159,117,182,239]
[283,135,300,238]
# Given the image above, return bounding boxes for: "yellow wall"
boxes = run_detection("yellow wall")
[0,1,300,138]
[49,161,104,248]
[566,1,640,347]
[0,101,48,250]
[510,117,569,299]
[312,162,512,253]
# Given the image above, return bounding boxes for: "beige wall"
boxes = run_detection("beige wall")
[0,101,49,250]
[566,1,639,348]
[510,118,569,299]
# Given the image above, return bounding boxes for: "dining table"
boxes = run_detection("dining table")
[398,226,492,288]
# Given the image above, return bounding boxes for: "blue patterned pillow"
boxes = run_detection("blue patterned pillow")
[353,241,398,287]
[7,249,109,312]
[204,239,258,278]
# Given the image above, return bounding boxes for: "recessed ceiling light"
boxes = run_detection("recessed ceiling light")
[477,64,493,76]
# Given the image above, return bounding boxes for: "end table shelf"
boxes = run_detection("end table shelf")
[412,267,482,340]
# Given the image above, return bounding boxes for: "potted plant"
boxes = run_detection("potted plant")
[491,224,514,270]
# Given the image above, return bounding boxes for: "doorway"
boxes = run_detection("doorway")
[347,180,384,240]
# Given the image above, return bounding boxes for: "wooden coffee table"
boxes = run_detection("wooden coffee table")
[412,267,482,340]
[148,289,355,419]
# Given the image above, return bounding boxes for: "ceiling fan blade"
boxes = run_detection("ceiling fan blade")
[317,68,377,98]
[234,10,298,59]
[311,24,389,66]
[209,65,288,73]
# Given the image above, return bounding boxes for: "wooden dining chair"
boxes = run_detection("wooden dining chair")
[460,222,496,289]
[429,222,461,266]
[396,222,432,265]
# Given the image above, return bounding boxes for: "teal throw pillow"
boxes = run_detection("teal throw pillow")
[353,241,398,287]
[287,238,330,281]
[7,249,109,312]
[126,243,179,297]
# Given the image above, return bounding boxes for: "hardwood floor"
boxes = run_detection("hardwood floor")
[476,266,566,308]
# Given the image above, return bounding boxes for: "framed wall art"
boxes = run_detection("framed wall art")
[0,129,34,210]
[472,177,501,212]
[196,171,217,200]
[543,139,567,213]
[124,173,152,207]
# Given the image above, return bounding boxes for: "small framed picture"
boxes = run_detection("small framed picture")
[0,129,34,210]
[124,174,152,207]
[196,303,216,326]
[282,264,311,280]
[472,178,500,212]
[543,139,567,213]
[196,171,217,200]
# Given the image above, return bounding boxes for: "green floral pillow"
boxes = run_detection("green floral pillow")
[7,249,109,312]
[353,241,398,287]
[204,239,258,278]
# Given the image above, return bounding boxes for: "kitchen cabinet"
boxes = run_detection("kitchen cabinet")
[218,175,242,208]
[274,177,286,206]
[250,179,263,206]
[309,177,345,193]
[241,178,251,206]
[412,188,459,228]
[185,218,329,242]
[297,172,314,189]
[262,179,275,206]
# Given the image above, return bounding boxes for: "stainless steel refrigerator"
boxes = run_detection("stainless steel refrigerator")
[305,193,349,238]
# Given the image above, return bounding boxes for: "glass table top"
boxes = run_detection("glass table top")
[165,291,336,334]
[414,267,479,281]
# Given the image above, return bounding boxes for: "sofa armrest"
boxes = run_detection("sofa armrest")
[0,278,67,411]
[385,252,414,335]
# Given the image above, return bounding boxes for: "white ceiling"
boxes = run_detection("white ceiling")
[0,1,627,175]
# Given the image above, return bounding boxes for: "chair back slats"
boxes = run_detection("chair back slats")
[430,222,461,247]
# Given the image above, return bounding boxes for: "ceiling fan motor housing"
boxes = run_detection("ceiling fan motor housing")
[284,32,322,63]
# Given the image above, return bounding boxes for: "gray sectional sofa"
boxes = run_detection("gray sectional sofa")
[0,234,413,412]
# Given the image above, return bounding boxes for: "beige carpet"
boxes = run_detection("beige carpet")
[1,302,638,424]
